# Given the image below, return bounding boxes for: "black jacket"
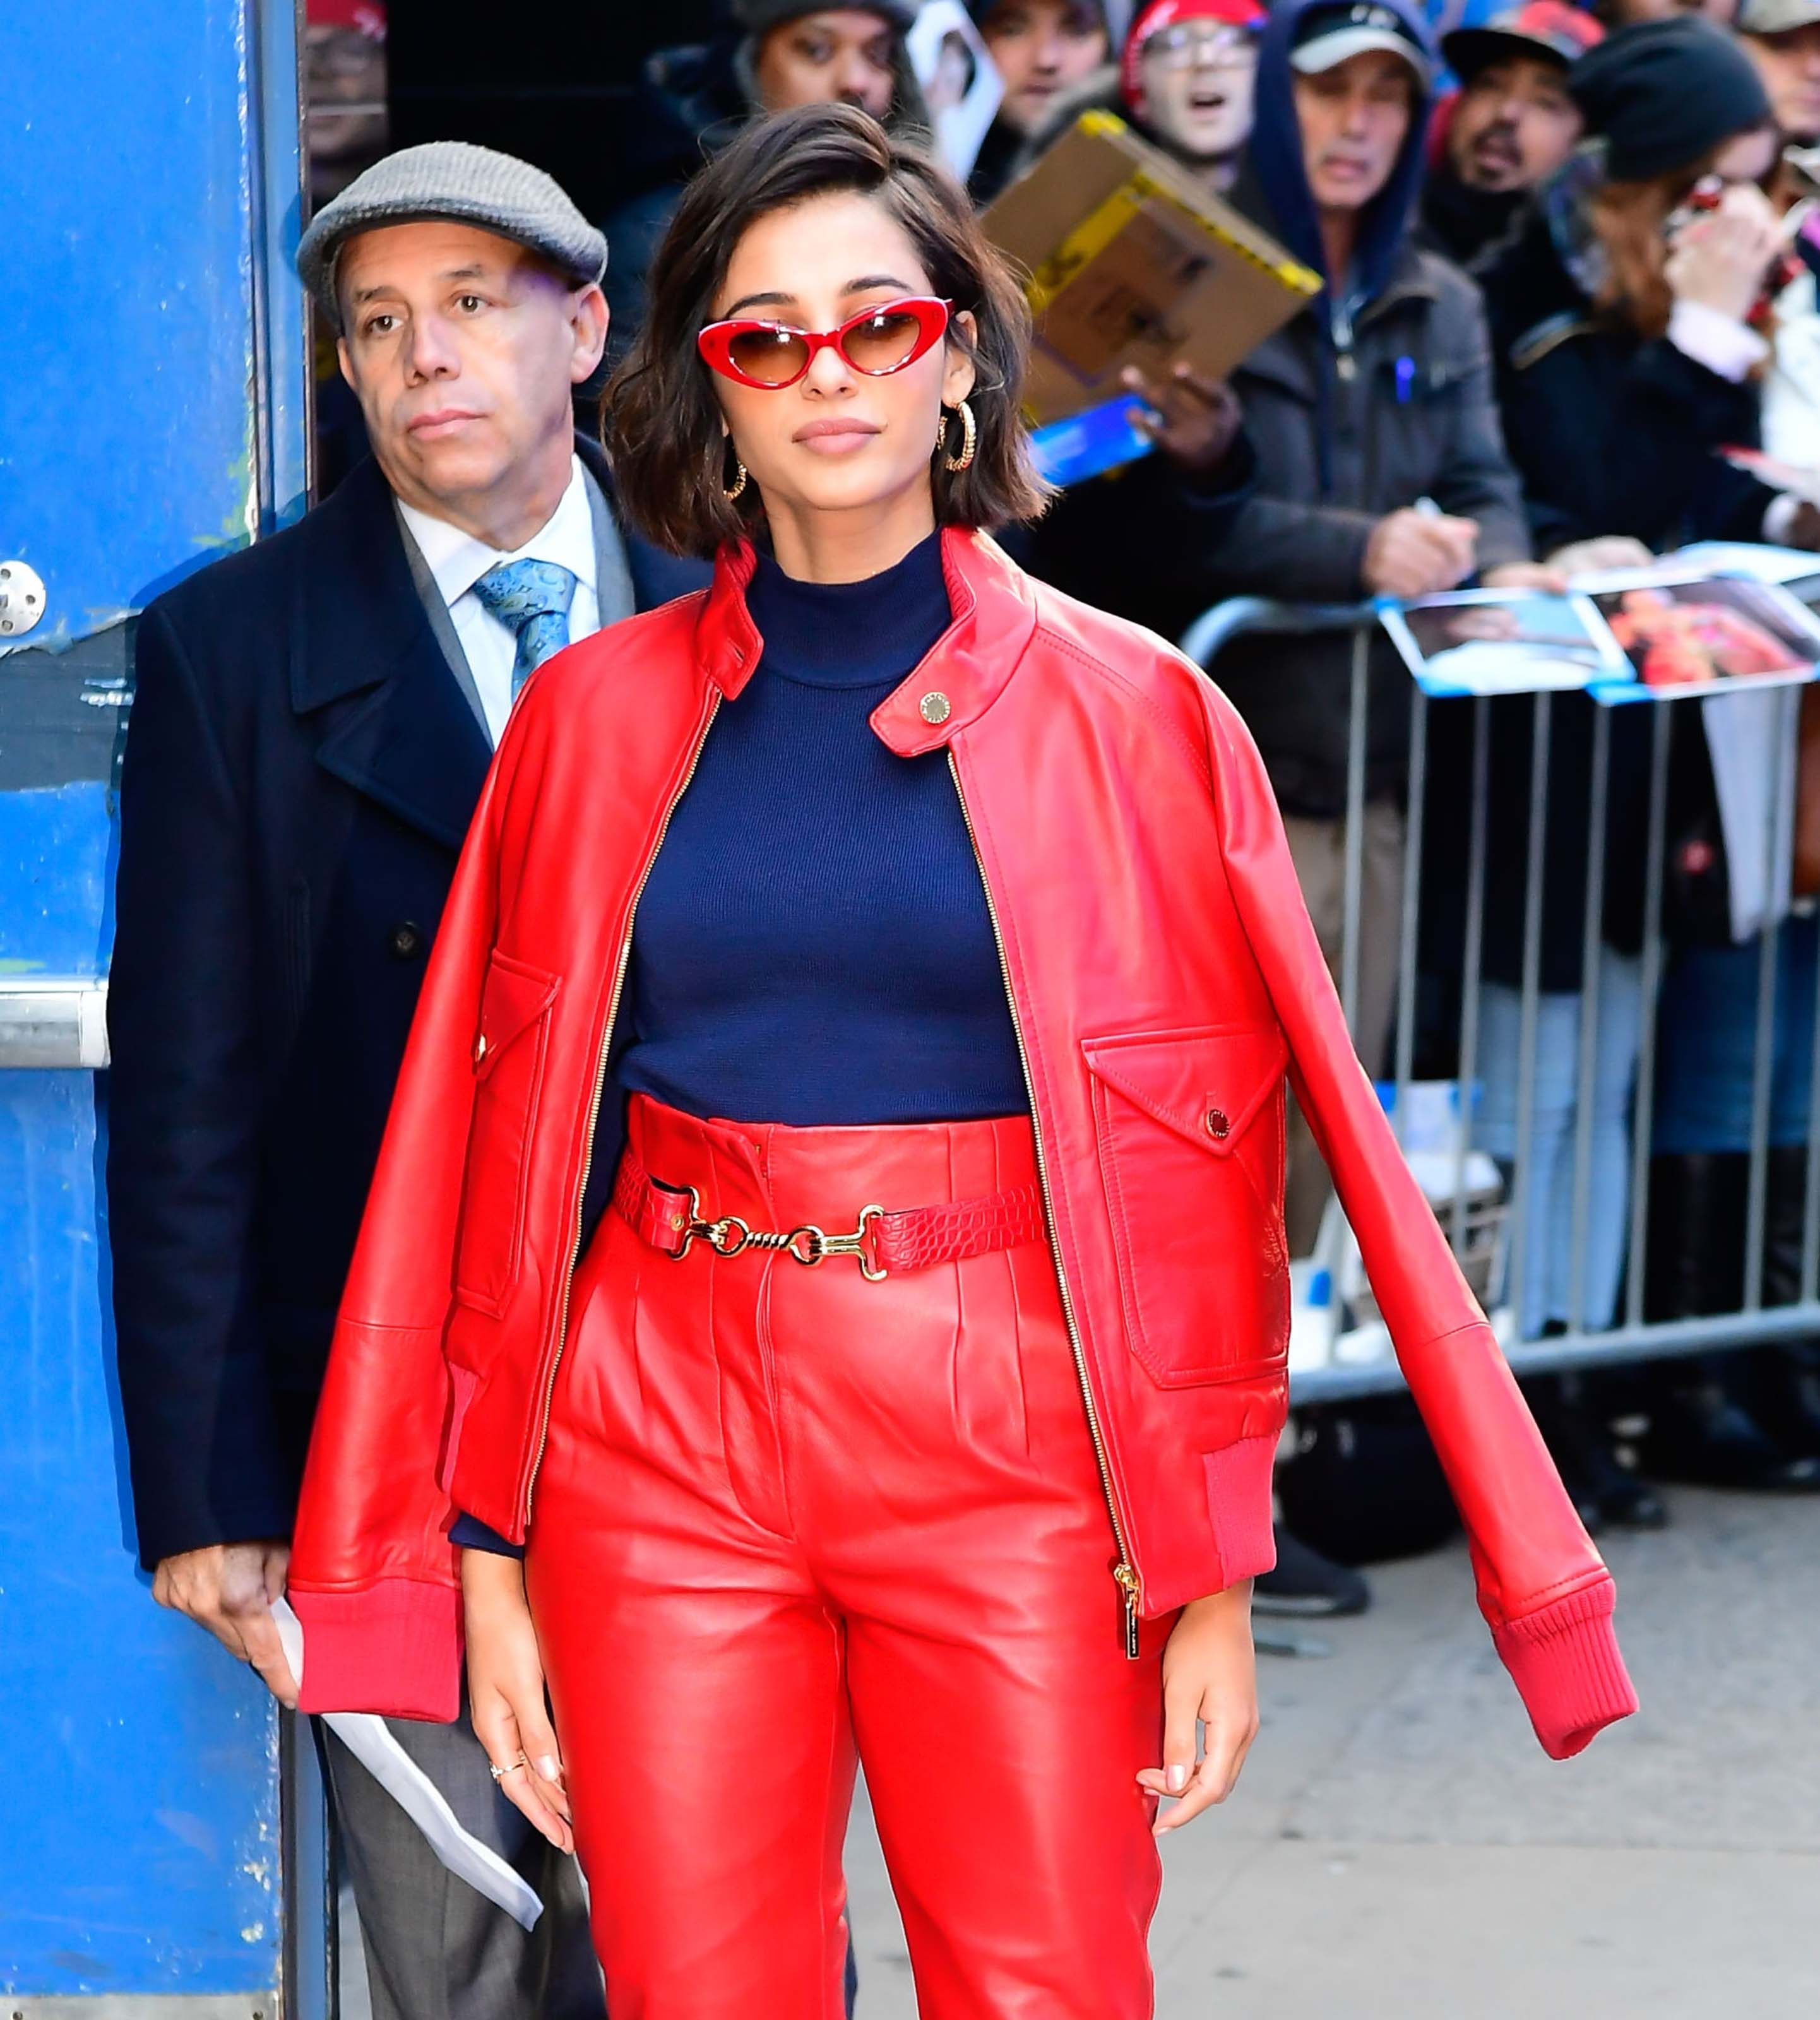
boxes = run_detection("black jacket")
[1454,206,1773,989]
[1203,237,1532,816]
[1006,434,1259,643]
[107,441,694,1567]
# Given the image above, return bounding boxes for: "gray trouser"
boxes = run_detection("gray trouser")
[1281,800,1407,1259]
[317,1696,605,2020]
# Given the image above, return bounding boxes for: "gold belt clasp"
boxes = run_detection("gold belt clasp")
[672,1187,888,1280]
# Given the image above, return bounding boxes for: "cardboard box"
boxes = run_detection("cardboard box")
[982,109,1322,427]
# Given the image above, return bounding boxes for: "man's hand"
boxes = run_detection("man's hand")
[1362,508,1480,600]
[1544,535,1655,579]
[1122,362,1243,475]
[1482,561,1569,594]
[153,1540,299,1708]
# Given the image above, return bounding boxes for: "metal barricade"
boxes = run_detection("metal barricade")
[1179,595,1820,1406]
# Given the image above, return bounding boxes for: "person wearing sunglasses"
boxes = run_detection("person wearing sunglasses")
[287,104,1636,2016]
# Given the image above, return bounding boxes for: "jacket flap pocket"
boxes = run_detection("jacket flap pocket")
[473,951,559,1080]
[1081,1025,1288,1159]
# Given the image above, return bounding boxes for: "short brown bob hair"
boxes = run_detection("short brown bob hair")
[603,103,1049,558]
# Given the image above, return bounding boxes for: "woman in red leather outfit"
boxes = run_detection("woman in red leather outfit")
[290,104,1638,2017]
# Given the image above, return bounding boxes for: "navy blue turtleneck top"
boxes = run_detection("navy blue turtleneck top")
[451,530,1028,1554]
[614,530,1026,1123]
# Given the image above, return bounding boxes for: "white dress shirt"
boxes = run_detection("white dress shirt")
[396,455,600,746]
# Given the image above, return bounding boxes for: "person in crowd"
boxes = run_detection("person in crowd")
[1742,0,1820,150]
[1631,0,1820,1492]
[1008,0,1266,193]
[966,0,1114,203]
[1419,1,1603,273]
[991,0,1264,639]
[1744,0,1820,460]
[1472,18,1814,1508]
[285,103,1634,2017]
[304,0,388,206]
[603,3,932,362]
[1117,0,1265,193]
[1201,0,1545,1245]
[107,143,705,2020]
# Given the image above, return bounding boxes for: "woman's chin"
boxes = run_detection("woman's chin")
[769,460,929,517]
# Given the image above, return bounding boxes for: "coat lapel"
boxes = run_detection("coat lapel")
[290,460,494,853]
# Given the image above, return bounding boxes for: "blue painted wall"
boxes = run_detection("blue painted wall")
[1,2,303,1997]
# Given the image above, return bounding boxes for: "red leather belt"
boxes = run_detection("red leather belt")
[612,1152,1046,1281]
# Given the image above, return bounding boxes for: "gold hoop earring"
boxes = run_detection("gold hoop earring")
[938,399,977,474]
[723,454,749,503]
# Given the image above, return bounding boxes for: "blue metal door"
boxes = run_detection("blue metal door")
[1,4,314,2009]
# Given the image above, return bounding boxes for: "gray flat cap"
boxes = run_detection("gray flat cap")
[297,140,607,323]
[1739,0,1820,30]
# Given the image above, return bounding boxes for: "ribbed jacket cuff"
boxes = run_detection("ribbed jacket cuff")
[290,1576,463,1723]
[1491,1579,1638,1760]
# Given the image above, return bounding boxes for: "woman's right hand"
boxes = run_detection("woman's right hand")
[1666,183,1782,326]
[462,1548,573,1852]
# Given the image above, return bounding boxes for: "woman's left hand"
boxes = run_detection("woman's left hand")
[1137,1579,1258,1836]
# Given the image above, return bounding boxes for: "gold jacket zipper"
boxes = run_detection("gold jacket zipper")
[948,753,1142,1658]
[522,694,723,1525]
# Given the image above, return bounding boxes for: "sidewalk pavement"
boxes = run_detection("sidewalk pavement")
[845,1485,1820,2017]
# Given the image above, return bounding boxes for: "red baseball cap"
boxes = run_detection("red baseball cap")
[307,0,386,33]
[1123,0,1267,114]
[1441,1,1601,81]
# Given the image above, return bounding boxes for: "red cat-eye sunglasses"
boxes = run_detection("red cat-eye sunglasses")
[696,296,954,389]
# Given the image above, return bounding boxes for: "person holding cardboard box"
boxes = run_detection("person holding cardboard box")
[1190,0,1553,1262]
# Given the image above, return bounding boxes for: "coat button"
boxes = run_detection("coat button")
[389,920,425,962]
[919,691,951,725]
[1204,1107,1230,1139]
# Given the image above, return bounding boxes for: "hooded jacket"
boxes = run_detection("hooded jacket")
[1200,0,1530,817]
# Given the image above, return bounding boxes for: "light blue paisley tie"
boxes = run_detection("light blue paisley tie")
[471,559,578,698]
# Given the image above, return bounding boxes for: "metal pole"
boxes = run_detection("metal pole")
[1625,699,1674,1330]
[1341,624,1370,1038]
[1394,687,1427,1144]
[1567,703,1611,1333]
[1453,697,1491,1264]
[1289,1295,1820,1403]
[1805,881,1820,1306]
[1506,691,1552,1339]
[1744,687,1799,1310]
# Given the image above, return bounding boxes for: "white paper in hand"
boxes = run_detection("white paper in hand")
[271,1596,544,1930]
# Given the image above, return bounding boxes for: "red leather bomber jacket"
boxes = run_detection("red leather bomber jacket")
[289,528,1638,1759]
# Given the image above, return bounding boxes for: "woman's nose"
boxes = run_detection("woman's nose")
[801,336,854,394]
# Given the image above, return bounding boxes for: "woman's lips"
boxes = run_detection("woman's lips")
[792,418,881,453]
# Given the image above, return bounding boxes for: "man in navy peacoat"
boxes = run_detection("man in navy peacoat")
[106,142,703,2017]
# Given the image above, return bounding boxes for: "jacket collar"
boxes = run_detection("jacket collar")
[288,456,494,851]
[290,436,622,715]
[693,525,1039,758]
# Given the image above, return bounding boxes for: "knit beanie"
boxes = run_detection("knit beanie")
[1567,17,1772,184]
[735,0,917,30]
[1121,0,1266,113]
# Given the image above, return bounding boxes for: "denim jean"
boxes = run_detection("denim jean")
[1652,915,1818,1155]
[1476,945,1646,1339]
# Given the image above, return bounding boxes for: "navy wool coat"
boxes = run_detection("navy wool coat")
[107,441,698,1568]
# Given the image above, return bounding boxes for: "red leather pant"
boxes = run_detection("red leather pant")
[525,1095,1172,2018]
